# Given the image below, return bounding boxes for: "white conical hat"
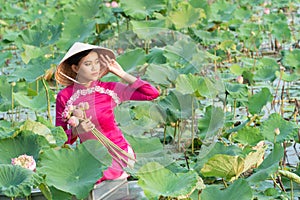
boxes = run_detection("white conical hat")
[55,42,115,86]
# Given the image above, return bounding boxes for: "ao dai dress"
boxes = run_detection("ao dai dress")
[55,78,159,182]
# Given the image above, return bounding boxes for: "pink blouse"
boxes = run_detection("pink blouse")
[55,78,159,182]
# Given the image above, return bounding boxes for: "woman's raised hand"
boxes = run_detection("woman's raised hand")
[100,54,125,78]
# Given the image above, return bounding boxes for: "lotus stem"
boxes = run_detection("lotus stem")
[90,128,135,169]
[41,78,52,124]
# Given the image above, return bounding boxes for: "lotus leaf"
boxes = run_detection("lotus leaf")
[120,0,166,20]
[137,162,205,199]
[247,143,284,183]
[232,126,264,146]
[168,2,204,29]
[37,140,112,199]
[198,105,225,139]
[0,131,49,164]
[0,164,40,198]
[131,20,166,40]
[201,154,245,181]
[200,178,253,200]
[248,87,273,115]
[260,113,297,143]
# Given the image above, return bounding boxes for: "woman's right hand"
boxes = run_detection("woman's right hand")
[72,117,95,135]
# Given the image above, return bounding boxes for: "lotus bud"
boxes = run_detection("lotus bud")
[73,109,84,119]
[274,128,280,135]
[264,8,270,15]
[236,75,244,84]
[68,116,80,127]
[11,82,16,87]
[111,1,119,8]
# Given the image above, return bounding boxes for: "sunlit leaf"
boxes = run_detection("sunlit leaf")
[20,119,55,144]
[201,154,244,181]
[200,179,253,200]
[168,2,203,29]
[14,90,49,112]
[243,145,265,173]
[248,87,273,115]
[260,113,297,143]
[282,49,300,71]
[275,71,300,82]
[37,140,112,199]
[248,143,284,183]
[137,162,205,199]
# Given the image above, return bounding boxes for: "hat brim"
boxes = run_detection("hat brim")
[55,42,116,86]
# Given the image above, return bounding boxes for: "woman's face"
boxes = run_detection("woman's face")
[72,51,101,86]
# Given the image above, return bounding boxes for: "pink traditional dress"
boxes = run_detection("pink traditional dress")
[56,78,159,183]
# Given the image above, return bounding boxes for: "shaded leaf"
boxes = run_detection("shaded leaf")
[37,140,111,199]
[248,87,273,115]
[137,162,205,199]
[0,165,39,198]
[200,178,253,200]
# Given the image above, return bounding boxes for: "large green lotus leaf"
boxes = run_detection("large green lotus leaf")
[20,119,55,144]
[116,48,147,72]
[20,44,49,64]
[275,71,300,82]
[56,15,95,49]
[196,142,243,171]
[120,0,166,20]
[146,48,167,64]
[145,63,179,87]
[137,162,205,199]
[0,120,17,139]
[260,113,297,143]
[168,1,204,29]
[207,0,236,23]
[255,57,280,81]
[178,74,222,98]
[73,0,101,18]
[37,140,111,199]
[248,87,273,115]
[131,20,166,40]
[198,106,225,139]
[158,90,194,123]
[232,126,264,146]
[282,49,300,70]
[12,57,55,82]
[248,143,284,183]
[201,154,244,181]
[271,21,291,42]
[131,101,165,125]
[200,178,253,200]
[0,164,40,198]
[124,135,174,175]
[0,131,49,164]
[225,82,248,99]
[14,90,50,112]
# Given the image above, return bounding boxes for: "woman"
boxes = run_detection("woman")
[55,42,159,183]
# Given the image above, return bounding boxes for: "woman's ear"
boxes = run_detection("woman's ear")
[71,64,79,73]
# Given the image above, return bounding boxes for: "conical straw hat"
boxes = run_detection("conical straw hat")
[55,42,115,86]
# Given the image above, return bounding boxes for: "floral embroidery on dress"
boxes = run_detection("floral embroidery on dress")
[61,86,120,121]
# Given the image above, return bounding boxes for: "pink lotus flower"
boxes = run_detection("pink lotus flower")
[11,154,36,171]
[111,1,119,8]
[68,116,80,127]
[105,2,111,7]
[78,102,89,110]
[73,108,84,119]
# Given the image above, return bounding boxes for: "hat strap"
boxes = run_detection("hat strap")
[59,72,87,85]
